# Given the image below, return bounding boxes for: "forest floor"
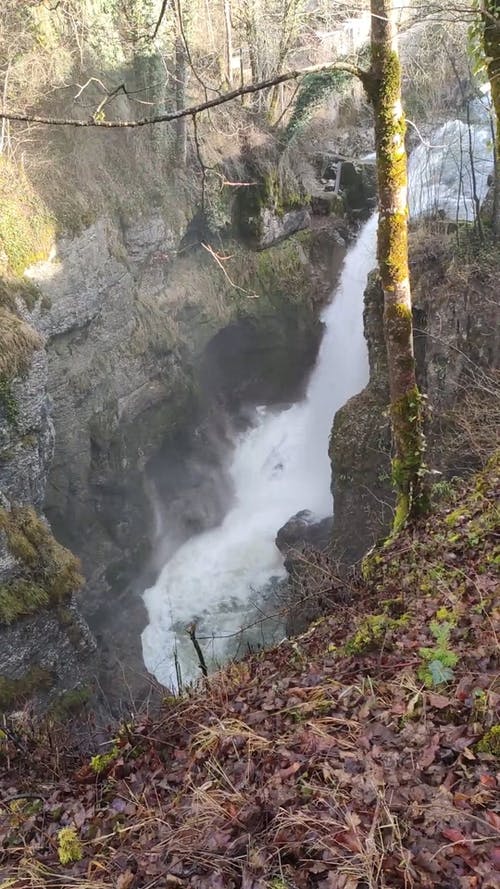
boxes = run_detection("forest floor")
[1,453,499,889]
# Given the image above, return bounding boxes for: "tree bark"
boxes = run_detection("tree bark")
[483,1,500,238]
[224,0,234,87]
[175,33,188,166]
[367,0,426,532]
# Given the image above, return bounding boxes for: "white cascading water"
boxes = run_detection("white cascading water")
[142,214,377,686]
[142,116,494,688]
[408,117,493,221]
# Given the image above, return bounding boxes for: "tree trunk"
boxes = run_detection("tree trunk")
[483,1,500,238]
[175,34,188,166]
[368,0,426,532]
[244,0,262,109]
[224,0,233,87]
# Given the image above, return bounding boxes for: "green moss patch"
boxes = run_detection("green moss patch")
[236,167,309,243]
[0,666,53,710]
[0,506,83,625]
[0,373,19,426]
[0,160,52,383]
[0,156,55,278]
[364,451,500,603]
[231,230,313,310]
[476,725,500,756]
[345,610,409,655]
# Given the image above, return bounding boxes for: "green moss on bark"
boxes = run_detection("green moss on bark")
[482,3,500,236]
[391,386,428,532]
[378,212,409,287]
[368,7,424,533]
[371,49,407,192]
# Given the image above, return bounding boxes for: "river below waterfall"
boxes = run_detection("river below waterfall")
[141,214,378,687]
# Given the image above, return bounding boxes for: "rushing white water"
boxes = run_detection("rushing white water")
[408,118,493,222]
[142,214,377,686]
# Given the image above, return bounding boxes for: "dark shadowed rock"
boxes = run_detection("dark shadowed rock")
[276,510,333,556]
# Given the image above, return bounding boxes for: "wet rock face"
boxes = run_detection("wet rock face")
[258,207,311,249]
[315,154,378,219]
[276,510,333,555]
[28,214,195,622]
[0,341,95,711]
[330,272,393,564]
[0,598,96,712]
[0,348,54,510]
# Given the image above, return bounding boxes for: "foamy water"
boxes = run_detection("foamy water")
[142,214,378,686]
[408,118,493,221]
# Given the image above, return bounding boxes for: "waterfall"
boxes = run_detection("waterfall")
[141,214,377,687]
[408,118,493,222]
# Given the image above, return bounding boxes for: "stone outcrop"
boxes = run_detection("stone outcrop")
[276,510,333,557]
[0,347,54,510]
[330,273,392,564]
[0,324,95,711]
[258,207,311,249]
[0,599,95,712]
[330,232,500,563]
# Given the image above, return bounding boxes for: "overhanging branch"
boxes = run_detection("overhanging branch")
[0,62,366,129]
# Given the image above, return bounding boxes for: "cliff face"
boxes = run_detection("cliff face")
[0,108,348,706]
[0,348,53,510]
[0,258,95,709]
[330,230,500,563]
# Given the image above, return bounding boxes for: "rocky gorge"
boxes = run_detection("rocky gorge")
[0,89,381,708]
[0,5,497,711]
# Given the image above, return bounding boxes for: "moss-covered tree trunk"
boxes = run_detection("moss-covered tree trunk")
[368,0,426,531]
[483,1,500,238]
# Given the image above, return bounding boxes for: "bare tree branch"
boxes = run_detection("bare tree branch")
[0,61,365,129]
[151,0,171,40]
[201,242,259,298]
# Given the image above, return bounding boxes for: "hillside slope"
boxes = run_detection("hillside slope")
[1,454,499,888]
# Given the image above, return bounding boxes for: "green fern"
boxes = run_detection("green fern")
[418,620,458,687]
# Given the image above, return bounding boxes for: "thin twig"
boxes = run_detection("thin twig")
[151,0,171,40]
[201,242,260,298]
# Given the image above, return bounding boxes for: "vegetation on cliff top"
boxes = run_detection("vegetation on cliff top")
[1,454,498,887]
[0,157,50,385]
